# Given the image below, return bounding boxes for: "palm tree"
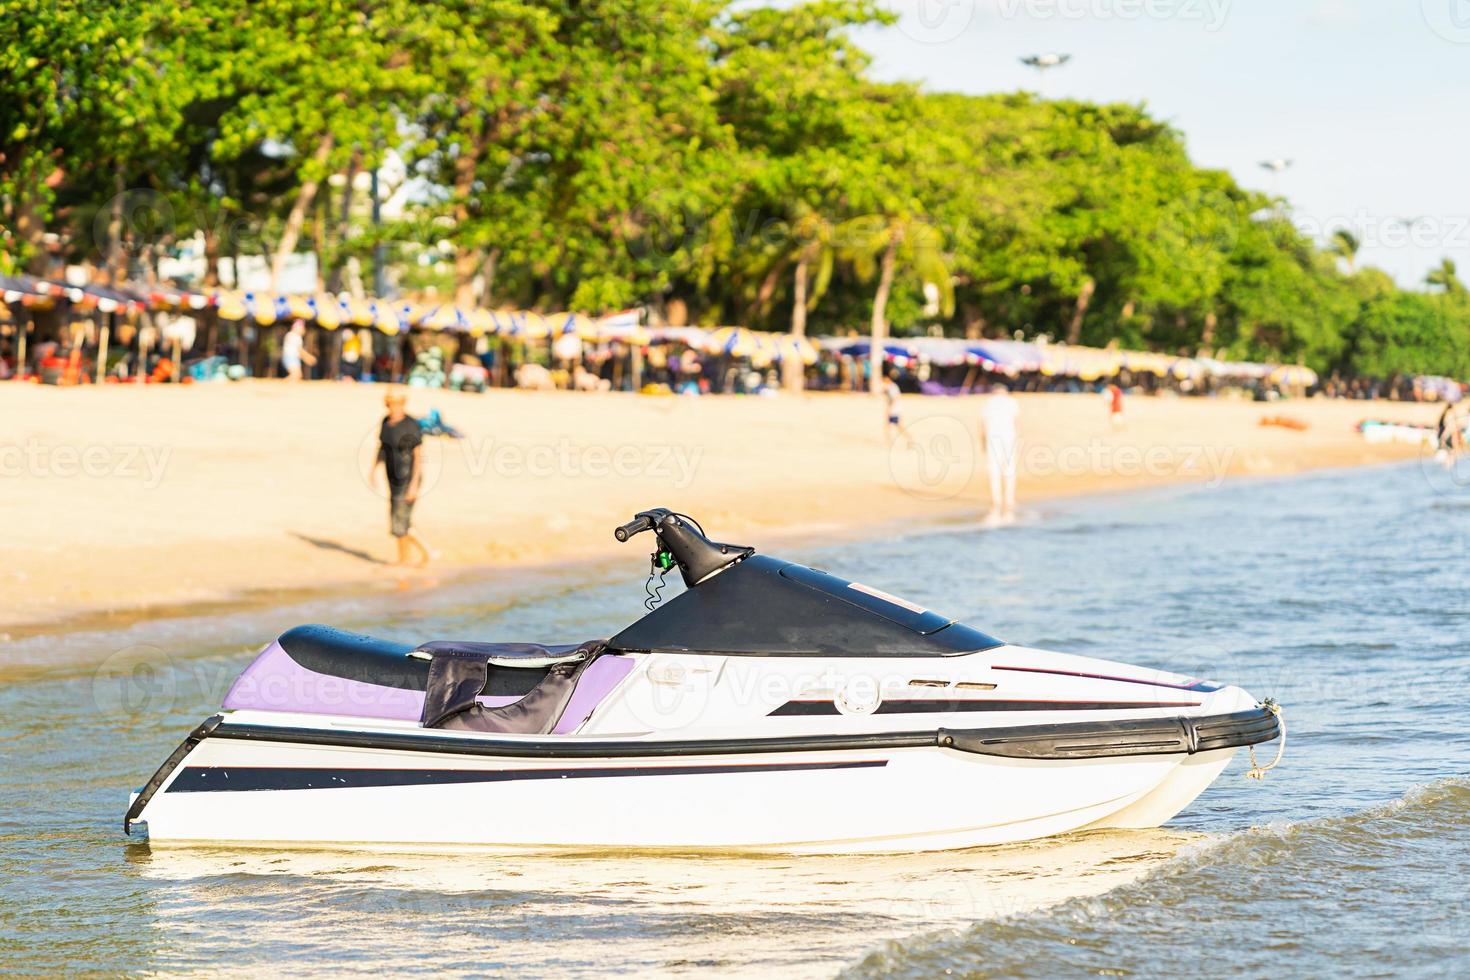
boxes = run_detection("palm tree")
[781,206,837,390]
[1329,229,1360,273]
[839,214,954,393]
[1064,277,1095,345]
[1426,258,1465,294]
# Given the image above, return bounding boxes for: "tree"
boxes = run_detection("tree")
[1343,288,1470,379]
[1329,229,1360,273]
[840,214,953,392]
[194,1,426,290]
[1,0,189,273]
[1425,258,1465,295]
[401,0,557,305]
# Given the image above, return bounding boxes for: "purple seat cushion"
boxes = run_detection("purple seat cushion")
[223,639,634,731]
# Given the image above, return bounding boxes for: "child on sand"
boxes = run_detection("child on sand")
[281,320,316,381]
[882,371,910,444]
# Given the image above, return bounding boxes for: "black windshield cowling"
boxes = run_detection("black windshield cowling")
[608,554,1003,657]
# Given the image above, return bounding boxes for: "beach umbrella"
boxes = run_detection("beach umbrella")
[836,340,916,366]
[907,336,970,367]
[489,310,517,336]
[548,312,597,339]
[213,291,247,321]
[339,296,374,327]
[516,311,552,339]
[776,334,819,365]
[0,274,57,311]
[278,294,314,321]
[967,339,1044,375]
[241,292,277,325]
[1170,357,1204,381]
[364,299,399,335]
[746,331,780,367]
[466,309,495,337]
[648,325,709,347]
[707,326,756,357]
[1268,364,1317,387]
[1122,350,1171,377]
[420,303,467,332]
[394,301,426,332]
[308,294,343,329]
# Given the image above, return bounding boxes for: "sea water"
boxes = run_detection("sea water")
[2,462,1467,976]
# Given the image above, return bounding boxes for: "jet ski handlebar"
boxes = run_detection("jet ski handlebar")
[613,508,755,587]
[614,510,666,542]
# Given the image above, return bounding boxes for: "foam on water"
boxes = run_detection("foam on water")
[845,779,1470,978]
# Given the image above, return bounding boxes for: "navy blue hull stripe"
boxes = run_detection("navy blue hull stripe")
[165,759,887,793]
[770,698,1202,717]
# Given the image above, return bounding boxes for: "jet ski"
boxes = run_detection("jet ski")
[125,508,1283,853]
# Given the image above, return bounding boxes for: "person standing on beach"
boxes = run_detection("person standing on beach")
[282,320,316,381]
[1437,401,1465,466]
[375,390,430,566]
[1106,382,1125,428]
[882,370,910,445]
[981,382,1020,523]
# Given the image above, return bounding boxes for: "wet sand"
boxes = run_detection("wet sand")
[0,381,1436,635]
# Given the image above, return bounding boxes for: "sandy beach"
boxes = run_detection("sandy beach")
[0,381,1438,634]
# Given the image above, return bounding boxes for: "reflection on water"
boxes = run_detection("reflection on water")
[124,831,1200,977]
[3,463,1468,975]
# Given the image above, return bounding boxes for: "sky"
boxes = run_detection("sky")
[854,0,1470,289]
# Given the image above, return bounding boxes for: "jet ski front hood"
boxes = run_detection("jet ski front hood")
[608,555,1002,657]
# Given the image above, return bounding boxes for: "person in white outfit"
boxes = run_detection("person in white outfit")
[980,382,1020,521]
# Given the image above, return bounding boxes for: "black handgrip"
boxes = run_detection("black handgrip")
[614,516,654,542]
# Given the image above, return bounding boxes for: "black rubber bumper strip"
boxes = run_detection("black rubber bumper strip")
[123,714,222,834]
[937,708,1281,760]
[209,706,1277,760]
[123,706,1279,827]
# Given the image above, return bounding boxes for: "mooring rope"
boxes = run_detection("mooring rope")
[1246,699,1286,780]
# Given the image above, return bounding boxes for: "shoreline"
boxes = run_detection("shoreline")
[0,458,1418,685]
[0,382,1437,646]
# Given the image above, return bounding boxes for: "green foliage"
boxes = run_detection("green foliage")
[1343,289,1470,378]
[2,0,1465,378]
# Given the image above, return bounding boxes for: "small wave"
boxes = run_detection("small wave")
[844,779,1470,979]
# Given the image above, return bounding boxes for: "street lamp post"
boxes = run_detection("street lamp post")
[1258,159,1292,213]
[1020,53,1071,97]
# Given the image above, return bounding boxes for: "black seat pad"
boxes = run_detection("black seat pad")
[278,625,549,697]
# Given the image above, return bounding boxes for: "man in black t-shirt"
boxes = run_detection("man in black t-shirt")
[375,390,430,566]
